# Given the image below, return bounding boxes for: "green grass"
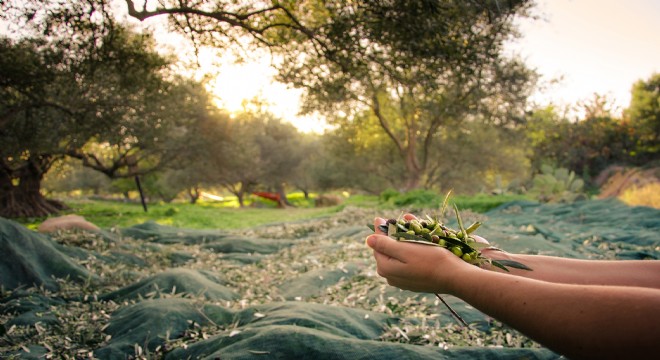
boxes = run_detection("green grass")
[57,200,342,230]
[16,192,530,230]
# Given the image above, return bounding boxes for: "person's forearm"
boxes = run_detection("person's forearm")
[449,267,660,359]
[484,251,660,288]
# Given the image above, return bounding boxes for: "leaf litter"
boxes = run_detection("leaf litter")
[0,206,547,358]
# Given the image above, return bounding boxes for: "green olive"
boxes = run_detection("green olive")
[451,247,463,257]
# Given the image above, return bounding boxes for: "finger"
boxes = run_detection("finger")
[372,250,408,275]
[366,234,408,263]
[472,235,489,244]
[402,213,418,221]
[373,217,387,235]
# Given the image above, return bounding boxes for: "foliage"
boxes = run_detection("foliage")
[450,193,531,213]
[194,108,307,207]
[108,0,537,191]
[379,188,400,203]
[528,165,586,203]
[527,75,660,184]
[375,190,530,213]
[272,0,537,190]
[619,183,660,209]
[624,73,660,158]
[0,4,213,217]
[425,122,531,194]
[43,159,112,196]
[390,189,443,208]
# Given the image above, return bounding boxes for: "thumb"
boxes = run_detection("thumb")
[366,234,407,263]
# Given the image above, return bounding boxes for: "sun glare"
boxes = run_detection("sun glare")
[194,49,329,134]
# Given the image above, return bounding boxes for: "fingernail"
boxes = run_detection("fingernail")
[366,235,376,248]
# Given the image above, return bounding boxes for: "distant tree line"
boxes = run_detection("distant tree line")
[1,0,658,218]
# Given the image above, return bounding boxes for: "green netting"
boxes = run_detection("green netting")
[1,291,65,328]
[166,325,557,360]
[99,268,239,302]
[200,236,295,255]
[119,220,231,245]
[95,298,228,359]
[2,199,659,359]
[278,261,364,300]
[477,199,660,259]
[0,218,96,291]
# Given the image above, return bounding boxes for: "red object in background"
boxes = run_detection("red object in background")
[252,191,281,203]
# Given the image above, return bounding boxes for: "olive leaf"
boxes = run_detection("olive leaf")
[492,259,534,271]
[366,203,534,329]
[365,193,533,274]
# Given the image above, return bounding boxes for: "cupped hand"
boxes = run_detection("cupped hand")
[366,216,477,294]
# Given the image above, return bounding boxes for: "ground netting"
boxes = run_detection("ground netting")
[1,198,658,359]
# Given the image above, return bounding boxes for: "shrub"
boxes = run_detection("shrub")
[392,189,442,207]
[529,165,587,203]
[379,188,400,203]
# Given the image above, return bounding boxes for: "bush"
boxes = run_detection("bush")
[379,188,400,203]
[391,189,442,207]
[528,165,587,203]
[314,194,343,207]
[452,194,531,213]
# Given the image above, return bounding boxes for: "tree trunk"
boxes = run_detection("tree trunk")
[188,186,200,204]
[236,190,245,207]
[275,183,292,208]
[402,148,422,191]
[0,159,66,218]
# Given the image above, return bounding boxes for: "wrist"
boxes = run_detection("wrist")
[436,261,483,296]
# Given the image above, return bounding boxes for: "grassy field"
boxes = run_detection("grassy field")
[15,192,531,231]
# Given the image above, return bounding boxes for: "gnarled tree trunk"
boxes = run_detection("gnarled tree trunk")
[0,157,66,218]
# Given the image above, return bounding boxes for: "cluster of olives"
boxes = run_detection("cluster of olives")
[383,217,483,264]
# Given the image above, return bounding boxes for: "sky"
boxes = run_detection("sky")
[508,0,660,117]
[200,0,660,131]
[5,1,657,132]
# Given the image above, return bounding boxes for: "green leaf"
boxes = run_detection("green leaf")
[437,235,477,252]
[398,239,442,247]
[392,232,426,241]
[494,259,533,271]
[440,190,452,214]
[490,260,511,272]
[453,203,468,240]
[465,221,482,234]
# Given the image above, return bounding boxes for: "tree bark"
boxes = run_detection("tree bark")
[188,186,200,204]
[275,183,292,208]
[0,158,67,218]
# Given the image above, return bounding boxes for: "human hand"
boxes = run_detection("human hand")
[366,216,478,294]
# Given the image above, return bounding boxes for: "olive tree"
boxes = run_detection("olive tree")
[272,1,537,190]
[0,3,212,217]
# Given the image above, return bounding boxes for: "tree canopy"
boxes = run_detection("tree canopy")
[0,3,214,217]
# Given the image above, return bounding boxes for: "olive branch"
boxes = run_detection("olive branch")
[367,192,531,326]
